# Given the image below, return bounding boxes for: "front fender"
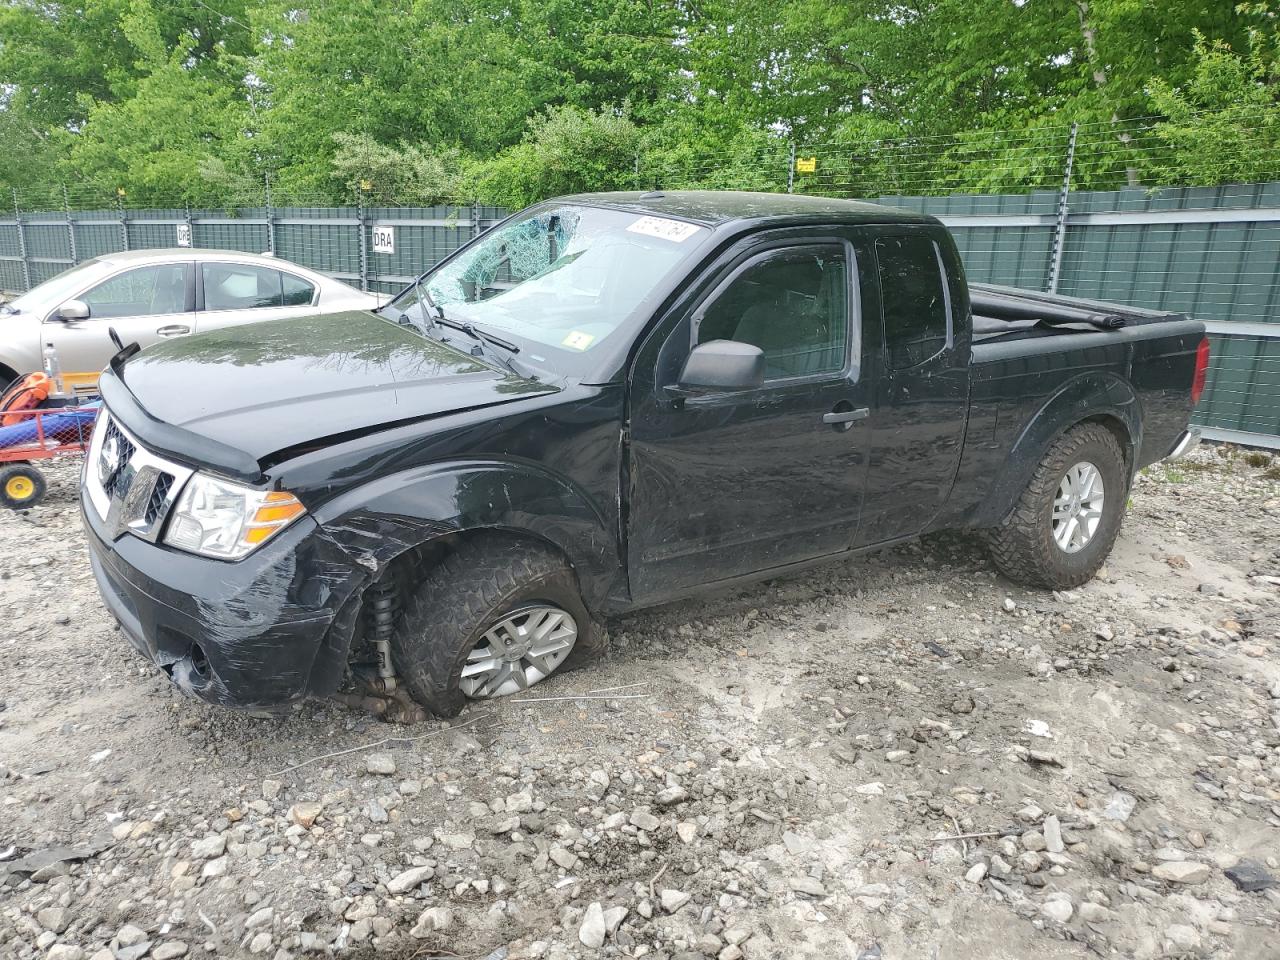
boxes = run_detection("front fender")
[309,459,621,609]
[973,372,1141,528]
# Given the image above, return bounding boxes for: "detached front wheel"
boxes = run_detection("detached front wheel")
[391,535,605,717]
[988,423,1128,589]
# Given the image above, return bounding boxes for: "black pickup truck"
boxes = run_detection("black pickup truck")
[81,191,1208,715]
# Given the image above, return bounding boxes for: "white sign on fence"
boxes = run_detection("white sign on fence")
[372,224,395,254]
[176,223,192,247]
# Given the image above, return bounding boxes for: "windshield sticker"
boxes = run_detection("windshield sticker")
[561,331,596,351]
[626,216,702,243]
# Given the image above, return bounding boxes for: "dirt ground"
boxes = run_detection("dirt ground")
[1,447,1278,960]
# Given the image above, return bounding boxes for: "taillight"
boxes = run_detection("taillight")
[1191,337,1210,406]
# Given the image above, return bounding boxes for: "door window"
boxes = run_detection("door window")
[203,264,286,310]
[81,264,189,319]
[875,235,950,369]
[696,245,848,380]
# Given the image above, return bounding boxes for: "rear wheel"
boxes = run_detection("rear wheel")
[0,464,47,510]
[987,423,1127,589]
[390,535,606,717]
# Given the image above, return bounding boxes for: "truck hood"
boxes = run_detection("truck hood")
[115,310,558,463]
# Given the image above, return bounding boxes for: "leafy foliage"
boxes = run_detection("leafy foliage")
[0,0,1273,205]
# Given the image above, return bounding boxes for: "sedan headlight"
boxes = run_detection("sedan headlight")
[163,474,306,560]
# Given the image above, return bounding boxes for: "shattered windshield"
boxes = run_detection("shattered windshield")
[389,204,708,371]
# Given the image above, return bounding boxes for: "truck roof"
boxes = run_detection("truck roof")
[561,190,937,227]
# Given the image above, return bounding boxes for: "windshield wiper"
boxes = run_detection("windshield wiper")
[433,316,529,377]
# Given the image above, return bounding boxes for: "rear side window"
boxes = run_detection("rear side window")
[875,235,949,369]
[281,272,316,306]
[203,264,282,310]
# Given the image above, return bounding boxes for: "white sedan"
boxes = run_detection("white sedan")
[0,249,379,385]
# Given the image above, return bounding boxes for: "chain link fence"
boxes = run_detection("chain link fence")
[2,116,1277,445]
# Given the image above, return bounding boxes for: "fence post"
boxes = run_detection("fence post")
[787,142,796,194]
[63,184,77,266]
[471,202,481,241]
[117,192,130,251]
[264,174,277,256]
[356,191,370,292]
[12,190,31,292]
[1047,122,1079,294]
[184,201,194,249]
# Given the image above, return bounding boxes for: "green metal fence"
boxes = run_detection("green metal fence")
[1,187,1277,446]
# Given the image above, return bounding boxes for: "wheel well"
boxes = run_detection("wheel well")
[344,527,581,674]
[1080,414,1134,471]
[0,364,18,391]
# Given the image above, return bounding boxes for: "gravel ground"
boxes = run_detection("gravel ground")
[1,447,1279,960]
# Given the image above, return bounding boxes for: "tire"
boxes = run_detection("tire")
[987,423,1128,590]
[0,464,47,510]
[390,534,606,717]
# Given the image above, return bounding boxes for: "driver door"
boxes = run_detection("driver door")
[626,236,874,603]
[47,262,194,374]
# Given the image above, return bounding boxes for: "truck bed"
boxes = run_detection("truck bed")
[936,283,1206,534]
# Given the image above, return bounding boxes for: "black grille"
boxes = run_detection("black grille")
[145,473,174,524]
[101,418,136,498]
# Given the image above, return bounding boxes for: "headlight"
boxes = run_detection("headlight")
[163,473,306,560]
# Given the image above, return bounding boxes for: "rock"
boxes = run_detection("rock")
[410,907,454,937]
[660,889,691,913]
[1152,861,1211,884]
[366,753,396,775]
[1021,830,1047,852]
[854,782,885,796]
[37,906,71,934]
[191,834,226,859]
[550,846,578,870]
[949,697,975,715]
[249,932,272,954]
[152,944,189,960]
[289,802,322,829]
[261,779,282,800]
[579,902,606,949]
[1003,597,1017,612]
[676,821,698,844]
[1043,815,1064,854]
[245,907,274,929]
[602,906,628,935]
[1103,791,1136,821]
[1224,859,1275,892]
[789,876,827,898]
[505,791,533,813]
[47,947,84,960]
[1078,903,1112,923]
[1164,924,1201,952]
[989,854,1012,878]
[1041,900,1073,924]
[964,862,987,884]
[387,865,433,894]
[117,925,149,947]
[630,810,660,832]
[201,856,229,879]
[655,785,689,805]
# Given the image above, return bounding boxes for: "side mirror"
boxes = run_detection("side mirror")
[54,299,90,321]
[673,340,765,395]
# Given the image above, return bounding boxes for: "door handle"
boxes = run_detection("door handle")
[822,407,869,425]
[156,324,191,337]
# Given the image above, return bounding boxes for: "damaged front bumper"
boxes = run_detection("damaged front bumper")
[82,487,370,711]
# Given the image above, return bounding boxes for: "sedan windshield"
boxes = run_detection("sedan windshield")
[389,204,708,372]
[2,258,104,314]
